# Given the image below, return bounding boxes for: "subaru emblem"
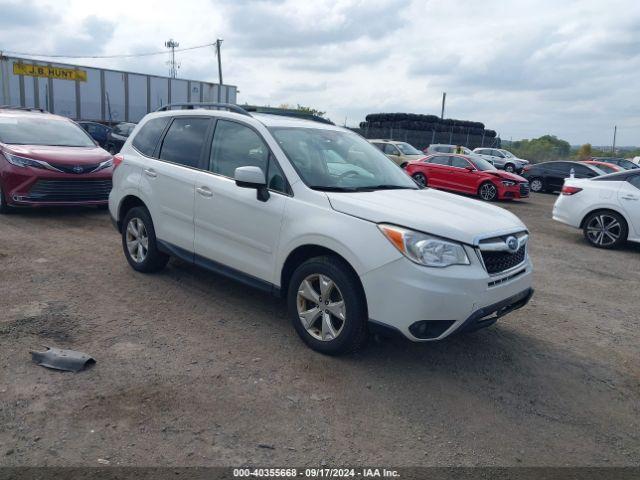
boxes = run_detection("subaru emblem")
[506,236,519,253]
[73,165,83,174]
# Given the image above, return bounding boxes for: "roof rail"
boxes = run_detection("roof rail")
[155,102,251,116]
[0,105,47,113]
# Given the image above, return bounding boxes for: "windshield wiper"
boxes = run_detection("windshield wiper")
[352,185,417,191]
[308,186,359,192]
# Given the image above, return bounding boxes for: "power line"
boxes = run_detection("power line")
[1,42,216,60]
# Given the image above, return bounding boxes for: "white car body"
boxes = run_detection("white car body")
[552,172,640,244]
[109,108,533,345]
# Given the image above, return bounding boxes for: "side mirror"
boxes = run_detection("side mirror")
[465,166,475,172]
[234,166,269,202]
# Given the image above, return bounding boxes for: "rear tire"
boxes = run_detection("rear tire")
[287,256,368,355]
[529,177,544,192]
[121,206,169,272]
[582,211,627,249]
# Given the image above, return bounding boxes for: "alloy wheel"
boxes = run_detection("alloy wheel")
[125,217,149,263]
[296,274,346,342]
[413,173,427,187]
[586,214,622,247]
[505,164,515,173]
[479,183,497,201]
[530,179,543,192]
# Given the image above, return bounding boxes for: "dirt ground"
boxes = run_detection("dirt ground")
[0,193,638,467]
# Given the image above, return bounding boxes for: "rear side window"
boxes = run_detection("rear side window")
[159,117,210,168]
[133,117,170,157]
[371,143,384,151]
[628,175,640,190]
[210,120,270,177]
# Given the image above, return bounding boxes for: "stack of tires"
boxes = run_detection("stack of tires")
[356,113,499,150]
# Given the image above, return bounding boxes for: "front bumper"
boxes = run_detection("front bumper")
[361,252,533,341]
[1,164,112,207]
[498,182,529,199]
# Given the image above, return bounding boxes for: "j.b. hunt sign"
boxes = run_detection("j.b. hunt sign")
[13,62,87,82]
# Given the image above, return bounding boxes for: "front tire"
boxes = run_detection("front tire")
[583,211,627,249]
[504,163,515,173]
[288,256,368,355]
[478,181,498,201]
[412,172,427,187]
[121,206,169,272]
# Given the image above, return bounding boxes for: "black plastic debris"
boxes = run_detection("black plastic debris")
[30,346,96,372]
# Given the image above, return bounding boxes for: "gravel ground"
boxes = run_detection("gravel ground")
[0,193,638,467]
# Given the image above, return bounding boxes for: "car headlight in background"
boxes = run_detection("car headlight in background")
[378,224,470,268]
[3,152,61,171]
[92,158,113,172]
[501,180,516,186]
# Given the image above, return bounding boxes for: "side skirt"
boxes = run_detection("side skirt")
[157,240,281,297]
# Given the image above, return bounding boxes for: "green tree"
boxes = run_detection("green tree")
[576,143,592,160]
[509,135,571,163]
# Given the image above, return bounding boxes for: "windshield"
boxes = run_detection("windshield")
[396,142,422,155]
[270,127,418,191]
[468,156,498,171]
[0,116,95,147]
[500,150,514,158]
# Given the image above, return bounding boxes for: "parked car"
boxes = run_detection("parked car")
[590,157,640,170]
[580,160,622,174]
[0,107,113,213]
[405,154,529,201]
[369,139,425,167]
[553,170,640,249]
[104,122,136,154]
[473,148,529,173]
[424,144,476,156]
[78,121,112,148]
[521,161,605,193]
[109,103,533,355]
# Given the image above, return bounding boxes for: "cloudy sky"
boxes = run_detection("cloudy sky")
[1,0,639,145]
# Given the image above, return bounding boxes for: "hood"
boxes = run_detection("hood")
[404,154,426,160]
[484,170,527,182]
[2,144,111,165]
[327,188,526,245]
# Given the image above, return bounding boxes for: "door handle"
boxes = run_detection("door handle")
[143,168,157,178]
[621,195,638,201]
[196,186,213,198]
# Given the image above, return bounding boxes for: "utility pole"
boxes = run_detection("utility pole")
[215,39,223,102]
[612,125,617,154]
[165,39,180,78]
[440,92,446,119]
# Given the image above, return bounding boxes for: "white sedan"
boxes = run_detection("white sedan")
[553,170,640,248]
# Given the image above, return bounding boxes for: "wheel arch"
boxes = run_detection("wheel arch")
[280,244,367,309]
[116,195,148,233]
[579,207,630,234]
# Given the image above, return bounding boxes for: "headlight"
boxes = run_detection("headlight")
[378,224,470,267]
[501,180,516,186]
[4,152,47,169]
[93,158,113,172]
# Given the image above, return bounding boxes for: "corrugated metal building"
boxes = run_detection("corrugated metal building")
[0,55,238,123]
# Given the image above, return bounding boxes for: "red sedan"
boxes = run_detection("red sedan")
[0,107,113,213]
[405,154,530,201]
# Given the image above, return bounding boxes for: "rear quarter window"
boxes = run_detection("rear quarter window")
[132,117,170,157]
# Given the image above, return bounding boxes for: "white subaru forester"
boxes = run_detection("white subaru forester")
[109,104,533,355]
